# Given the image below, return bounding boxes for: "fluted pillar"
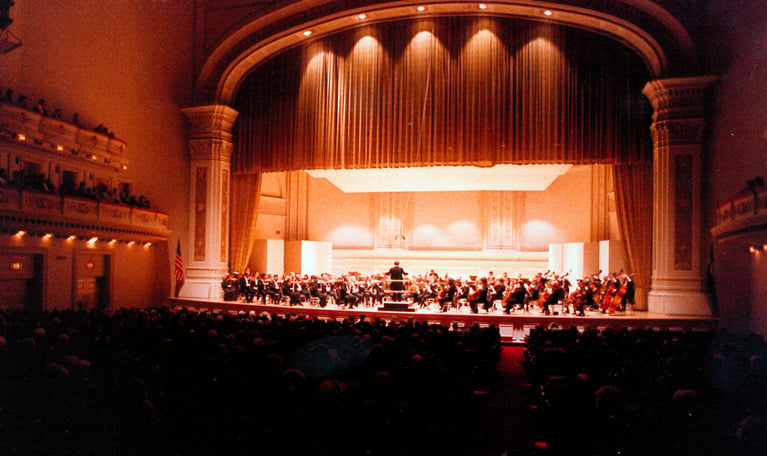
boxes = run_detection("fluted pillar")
[642,76,716,315]
[179,105,239,300]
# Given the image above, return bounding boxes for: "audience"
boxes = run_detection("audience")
[521,326,767,455]
[0,307,501,455]
[0,168,151,209]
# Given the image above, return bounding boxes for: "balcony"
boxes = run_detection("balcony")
[0,102,128,171]
[0,187,170,242]
[711,186,767,242]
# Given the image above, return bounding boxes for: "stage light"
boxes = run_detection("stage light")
[417,6,425,12]
[542,10,553,16]
[303,30,312,36]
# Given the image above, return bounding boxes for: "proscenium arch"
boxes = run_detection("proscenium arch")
[194,0,699,106]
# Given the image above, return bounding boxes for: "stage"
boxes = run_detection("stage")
[168,297,718,344]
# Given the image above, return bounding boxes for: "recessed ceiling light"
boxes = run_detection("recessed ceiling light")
[417,6,425,12]
[358,13,367,20]
[303,30,312,36]
[543,10,553,16]
[479,4,487,9]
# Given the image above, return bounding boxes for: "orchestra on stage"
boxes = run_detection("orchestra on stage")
[221,264,635,316]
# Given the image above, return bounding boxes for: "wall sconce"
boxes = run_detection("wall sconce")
[42,233,53,239]
[15,230,26,237]
[10,261,22,271]
[85,261,94,269]
[66,235,76,241]
[16,133,26,141]
[144,242,152,247]
[87,237,98,244]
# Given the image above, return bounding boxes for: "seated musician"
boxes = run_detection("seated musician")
[266,274,282,304]
[238,269,256,303]
[469,277,489,314]
[221,273,240,302]
[438,278,458,312]
[503,278,528,314]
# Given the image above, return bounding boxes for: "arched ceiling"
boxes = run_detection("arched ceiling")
[194,0,699,106]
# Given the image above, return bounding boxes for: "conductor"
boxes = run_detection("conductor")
[386,261,408,301]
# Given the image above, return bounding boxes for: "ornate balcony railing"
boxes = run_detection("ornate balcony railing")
[0,102,128,171]
[0,187,170,242]
[711,186,767,241]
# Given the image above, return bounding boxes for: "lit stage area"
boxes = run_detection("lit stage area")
[168,296,718,344]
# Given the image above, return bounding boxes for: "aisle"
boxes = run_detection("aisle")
[466,345,546,456]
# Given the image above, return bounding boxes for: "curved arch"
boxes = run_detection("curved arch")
[194,0,698,106]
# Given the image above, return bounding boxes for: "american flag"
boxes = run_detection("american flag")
[174,240,185,285]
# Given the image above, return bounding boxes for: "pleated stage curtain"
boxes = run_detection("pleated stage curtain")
[613,163,653,311]
[232,16,652,172]
[229,172,262,273]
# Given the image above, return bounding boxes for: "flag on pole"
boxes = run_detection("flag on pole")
[174,240,184,296]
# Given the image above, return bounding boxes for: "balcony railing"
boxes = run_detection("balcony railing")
[0,187,170,242]
[711,186,767,241]
[0,102,128,171]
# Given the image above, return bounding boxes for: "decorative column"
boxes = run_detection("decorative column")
[179,105,239,300]
[642,76,716,315]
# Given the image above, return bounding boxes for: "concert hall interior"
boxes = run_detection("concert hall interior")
[0,0,766,454]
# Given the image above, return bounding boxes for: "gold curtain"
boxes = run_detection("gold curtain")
[613,163,653,311]
[232,16,651,173]
[229,172,262,272]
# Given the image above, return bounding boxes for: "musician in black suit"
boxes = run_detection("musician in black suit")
[438,279,458,312]
[469,278,489,314]
[385,261,407,301]
[238,269,256,303]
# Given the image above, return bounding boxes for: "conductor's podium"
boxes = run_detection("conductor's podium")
[378,301,417,312]
[378,287,417,312]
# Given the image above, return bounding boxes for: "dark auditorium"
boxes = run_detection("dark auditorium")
[0,1,765,454]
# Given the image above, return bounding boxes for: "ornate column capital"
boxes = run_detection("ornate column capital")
[642,76,717,121]
[182,104,239,148]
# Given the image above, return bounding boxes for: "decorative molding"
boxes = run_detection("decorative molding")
[194,166,208,262]
[181,105,239,142]
[221,170,229,262]
[673,154,693,270]
[188,138,234,162]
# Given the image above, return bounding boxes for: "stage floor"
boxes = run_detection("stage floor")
[167,297,718,344]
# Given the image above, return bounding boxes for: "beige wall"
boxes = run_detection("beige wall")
[297,165,603,276]
[0,0,195,307]
[0,234,167,310]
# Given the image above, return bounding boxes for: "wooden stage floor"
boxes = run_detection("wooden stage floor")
[168,297,718,344]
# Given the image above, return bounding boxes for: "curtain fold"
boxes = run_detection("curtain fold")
[229,172,262,272]
[613,163,653,311]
